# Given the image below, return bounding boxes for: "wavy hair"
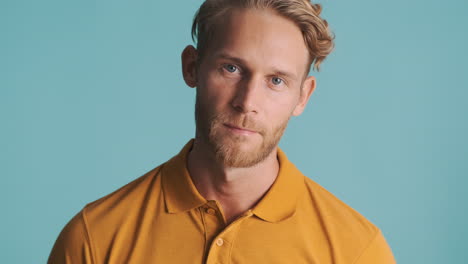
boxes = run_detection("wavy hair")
[191,0,335,72]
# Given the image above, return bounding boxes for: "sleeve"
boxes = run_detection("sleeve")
[354,229,396,264]
[47,210,94,264]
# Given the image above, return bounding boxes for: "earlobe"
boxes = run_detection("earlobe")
[181,45,198,88]
[292,76,316,116]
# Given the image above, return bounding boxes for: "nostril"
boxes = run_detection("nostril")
[231,101,246,113]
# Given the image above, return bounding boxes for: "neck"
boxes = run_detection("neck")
[187,138,279,224]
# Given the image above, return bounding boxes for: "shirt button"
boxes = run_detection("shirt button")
[206,208,216,215]
[216,238,224,246]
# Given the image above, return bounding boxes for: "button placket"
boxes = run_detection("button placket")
[201,204,225,263]
[205,211,253,264]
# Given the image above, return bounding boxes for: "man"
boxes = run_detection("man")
[49,0,396,263]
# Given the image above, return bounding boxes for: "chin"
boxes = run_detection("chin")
[204,118,285,168]
[211,136,273,168]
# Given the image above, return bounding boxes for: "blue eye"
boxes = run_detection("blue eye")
[272,77,283,85]
[224,64,237,73]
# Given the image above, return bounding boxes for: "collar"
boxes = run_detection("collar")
[161,139,306,223]
[162,139,207,213]
[251,147,306,222]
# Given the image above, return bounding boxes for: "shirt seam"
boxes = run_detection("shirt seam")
[351,228,381,264]
[82,206,97,264]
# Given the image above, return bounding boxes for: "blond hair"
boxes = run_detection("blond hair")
[191,0,335,72]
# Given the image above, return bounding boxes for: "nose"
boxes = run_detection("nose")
[230,76,262,114]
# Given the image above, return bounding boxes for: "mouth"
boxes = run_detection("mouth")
[223,123,257,135]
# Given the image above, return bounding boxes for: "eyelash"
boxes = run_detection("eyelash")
[222,64,239,74]
[221,64,286,87]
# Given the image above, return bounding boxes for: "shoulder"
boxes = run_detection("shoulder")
[48,210,94,264]
[302,176,378,235]
[48,164,166,263]
[83,164,164,225]
[300,177,396,263]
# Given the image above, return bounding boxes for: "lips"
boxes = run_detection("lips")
[224,123,257,134]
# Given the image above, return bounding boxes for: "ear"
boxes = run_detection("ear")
[292,75,316,116]
[181,45,198,88]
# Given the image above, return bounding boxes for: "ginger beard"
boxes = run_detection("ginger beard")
[195,93,290,168]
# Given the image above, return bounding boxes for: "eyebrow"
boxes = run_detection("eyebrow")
[215,52,299,81]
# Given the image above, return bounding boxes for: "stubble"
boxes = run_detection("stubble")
[195,93,289,168]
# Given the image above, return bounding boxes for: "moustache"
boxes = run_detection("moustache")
[213,113,264,135]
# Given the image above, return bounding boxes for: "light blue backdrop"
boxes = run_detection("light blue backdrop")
[2,0,467,263]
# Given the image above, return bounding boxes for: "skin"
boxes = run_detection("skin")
[181,8,316,224]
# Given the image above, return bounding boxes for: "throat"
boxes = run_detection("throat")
[187,141,280,225]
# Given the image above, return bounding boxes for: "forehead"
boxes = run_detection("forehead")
[206,8,310,78]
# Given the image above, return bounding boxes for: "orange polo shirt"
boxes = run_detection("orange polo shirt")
[48,140,396,263]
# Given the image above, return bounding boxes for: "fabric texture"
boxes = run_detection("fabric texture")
[48,139,396,264]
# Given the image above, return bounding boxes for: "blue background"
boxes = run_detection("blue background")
[2,0,467,263]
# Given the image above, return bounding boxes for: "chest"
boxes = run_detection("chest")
[95,207,332,264]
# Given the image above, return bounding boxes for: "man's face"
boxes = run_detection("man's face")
[186,8,314,168]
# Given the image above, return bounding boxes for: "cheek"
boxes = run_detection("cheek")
[199,74,236,108]
[266,94,298,118]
